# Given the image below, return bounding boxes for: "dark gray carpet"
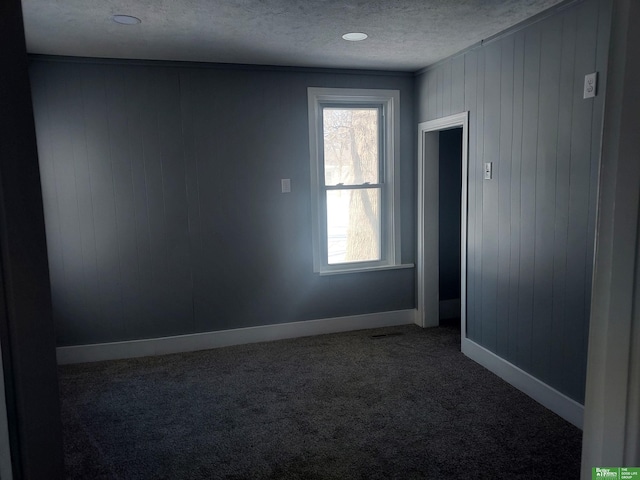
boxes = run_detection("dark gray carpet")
[59,324,582,479]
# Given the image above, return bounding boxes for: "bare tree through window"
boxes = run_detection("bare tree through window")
[323,108,381,264]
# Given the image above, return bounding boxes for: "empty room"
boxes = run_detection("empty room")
[1,0,638,478]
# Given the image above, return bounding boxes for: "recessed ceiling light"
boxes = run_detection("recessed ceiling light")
[112,15,141,25]
[342,32,368,41]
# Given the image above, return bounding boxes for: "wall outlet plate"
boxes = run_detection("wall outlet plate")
[584,72,597,99]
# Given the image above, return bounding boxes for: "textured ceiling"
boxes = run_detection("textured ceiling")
[21,0,565,71]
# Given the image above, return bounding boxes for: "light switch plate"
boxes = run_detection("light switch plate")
[584,72,597,99]
[281,178,291,193]
[484,162,492,180]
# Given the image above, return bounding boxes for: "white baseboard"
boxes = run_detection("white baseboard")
[56,309,415,365]
[439,298,461,319]
[462,338,584,429]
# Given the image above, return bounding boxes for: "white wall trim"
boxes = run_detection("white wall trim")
[462,338,584,429]
[439,298,461,320]
[56,309,415,365]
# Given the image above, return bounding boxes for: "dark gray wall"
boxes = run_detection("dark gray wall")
[1,0,64,477]
[29,59,415,346]
[439,129,462,302]
[416,0,611,403]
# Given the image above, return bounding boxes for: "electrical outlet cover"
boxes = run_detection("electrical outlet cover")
[584,72,597,99]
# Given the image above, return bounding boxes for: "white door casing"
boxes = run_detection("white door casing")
[416,112,469,340]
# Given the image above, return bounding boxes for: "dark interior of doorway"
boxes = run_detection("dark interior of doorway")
[438,128,462,331]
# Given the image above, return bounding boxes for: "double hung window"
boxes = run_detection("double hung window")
[308,88,402,274]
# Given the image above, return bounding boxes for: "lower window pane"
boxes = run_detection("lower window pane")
[327,188,381,264]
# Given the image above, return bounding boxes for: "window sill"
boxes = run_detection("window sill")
[317,263,415,276]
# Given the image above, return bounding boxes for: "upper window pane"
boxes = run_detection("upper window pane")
[322,108,379,186]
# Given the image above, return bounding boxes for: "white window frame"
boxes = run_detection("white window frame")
[308,87,405,275]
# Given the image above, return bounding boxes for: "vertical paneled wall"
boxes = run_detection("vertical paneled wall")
[416,0,611,403]
[30,61,416,346]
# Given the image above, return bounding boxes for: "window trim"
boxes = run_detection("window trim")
[308,87,402,275]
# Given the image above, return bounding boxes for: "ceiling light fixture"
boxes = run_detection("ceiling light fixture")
[112,15,141,25]
[342,32,368,41]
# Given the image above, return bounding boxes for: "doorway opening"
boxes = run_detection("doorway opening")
[416,112,468,348]
[438,128,463,331]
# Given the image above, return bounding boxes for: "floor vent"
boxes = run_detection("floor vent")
[370,332,404,339]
